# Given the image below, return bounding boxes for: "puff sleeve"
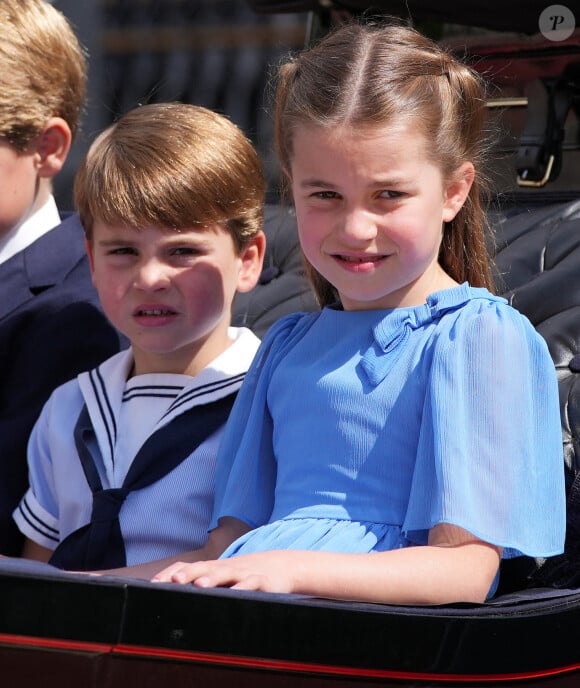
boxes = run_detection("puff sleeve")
[403,300,566,559]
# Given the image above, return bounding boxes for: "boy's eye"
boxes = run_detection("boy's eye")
[108,247,137,256]
[171,247,200,256]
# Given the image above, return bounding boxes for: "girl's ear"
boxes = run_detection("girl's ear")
[34,117,72,179]
[442,162,475,223]
[236,231,267,293]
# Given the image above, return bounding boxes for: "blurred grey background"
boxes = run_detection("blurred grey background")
[50,0,308,208]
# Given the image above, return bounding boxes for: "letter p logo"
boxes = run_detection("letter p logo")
[539,5,576,40]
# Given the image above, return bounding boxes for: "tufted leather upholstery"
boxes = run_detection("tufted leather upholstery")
[492,200,580,488]
[491,200,580,589]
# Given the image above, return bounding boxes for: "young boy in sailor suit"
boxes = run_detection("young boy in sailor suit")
[13,103,266,571]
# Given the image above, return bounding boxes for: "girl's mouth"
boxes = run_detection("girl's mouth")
[338,255,384,263]
[333,253,388,274]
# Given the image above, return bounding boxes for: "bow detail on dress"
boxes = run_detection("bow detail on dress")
[359,284,480,387]
[360,308,432,386]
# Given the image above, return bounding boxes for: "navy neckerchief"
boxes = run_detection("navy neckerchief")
[49,392,237,571]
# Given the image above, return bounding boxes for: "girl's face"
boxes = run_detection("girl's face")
[289,123,473,310]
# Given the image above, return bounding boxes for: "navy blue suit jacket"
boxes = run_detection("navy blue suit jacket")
[0,213,125,555]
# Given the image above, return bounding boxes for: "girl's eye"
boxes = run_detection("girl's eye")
[312,190,339,200]
[379,190,404,200]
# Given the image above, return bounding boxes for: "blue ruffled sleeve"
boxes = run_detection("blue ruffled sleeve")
[403,299,566,559]
[209,312,319,530]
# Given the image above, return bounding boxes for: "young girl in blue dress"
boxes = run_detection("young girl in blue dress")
[149,21,566,603]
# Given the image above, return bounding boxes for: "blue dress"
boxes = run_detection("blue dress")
[211,284,566,572]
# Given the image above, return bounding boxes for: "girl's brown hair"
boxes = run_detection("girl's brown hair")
[75,103,266,252]
[274,20,494,306]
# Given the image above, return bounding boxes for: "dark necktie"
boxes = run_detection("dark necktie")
[49,392,236,571]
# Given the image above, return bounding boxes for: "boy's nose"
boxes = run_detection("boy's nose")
[133,259,171,290]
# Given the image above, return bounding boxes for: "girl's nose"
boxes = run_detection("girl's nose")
[340,208,378,242]
[133,259,171,291]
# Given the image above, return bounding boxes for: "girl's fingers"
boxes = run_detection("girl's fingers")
[190,562,245,588]
[230,574,266,591]
[152,555,288,592]
[151,561,195,583]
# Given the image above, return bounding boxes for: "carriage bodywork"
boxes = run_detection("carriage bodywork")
[2,558,580,687]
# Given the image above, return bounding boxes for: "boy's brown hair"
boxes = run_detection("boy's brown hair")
[0,0,87,151]
[75,103,266,251]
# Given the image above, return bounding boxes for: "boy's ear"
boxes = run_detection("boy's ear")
[442,162,475,223]
[34,117,72,179]
[236,231,266,293]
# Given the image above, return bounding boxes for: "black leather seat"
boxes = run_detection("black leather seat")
[491,199,580,590]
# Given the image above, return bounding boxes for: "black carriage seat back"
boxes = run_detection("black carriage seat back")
[516,77,580,188]
[491,199,580,593]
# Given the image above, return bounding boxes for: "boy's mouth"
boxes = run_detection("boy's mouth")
[135,308,176,316]
[133,304,179,320]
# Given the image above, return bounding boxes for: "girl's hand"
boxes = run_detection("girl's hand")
[152,550,298,593]
[148,517,252,583]
[152,525,502,604]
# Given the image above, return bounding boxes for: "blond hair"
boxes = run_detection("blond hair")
[0,0,86,150]
[75,103,266,250]
[274,20,494,306]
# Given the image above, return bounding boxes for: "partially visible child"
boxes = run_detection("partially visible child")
[0,0,124,556]
[13,103,266,571]
[147,22,565,603]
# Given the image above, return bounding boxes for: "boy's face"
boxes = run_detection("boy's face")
[0,139,43,238]
[87,222,264,376]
